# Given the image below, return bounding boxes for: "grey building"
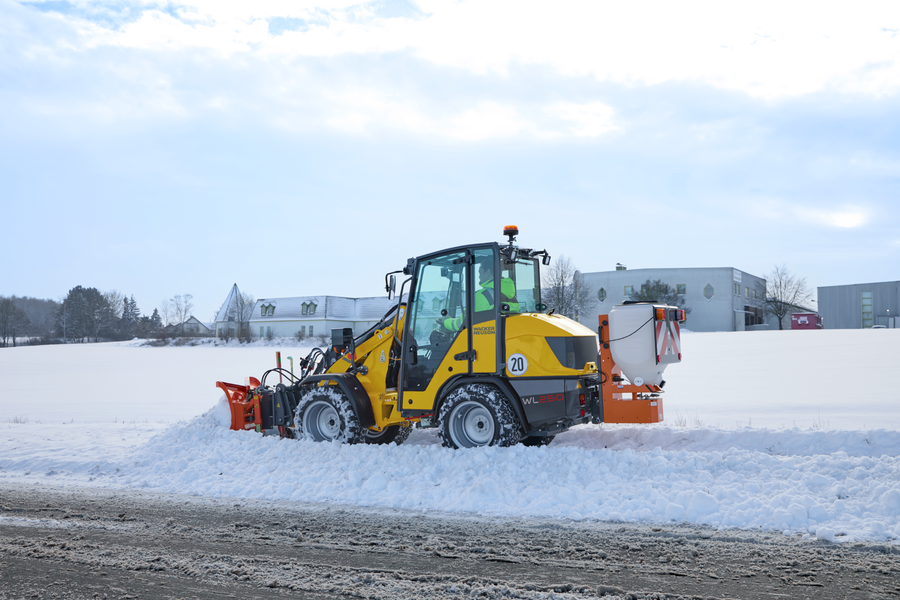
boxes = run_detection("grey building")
[817,281,900,329]
[576,267,768,333]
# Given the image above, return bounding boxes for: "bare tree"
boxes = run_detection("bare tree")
[764,264,813,330]
[56,295,72,342]
[158,299,175,329]
[171,294,194,336]
[0,298,30,347]
[235,292,255,343]
[542,255,592,320]
[103,290,125,320]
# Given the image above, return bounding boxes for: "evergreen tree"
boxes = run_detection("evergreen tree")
[119,295,141,338]
[128,295,141,322]
[122,297,133,326]
[56,286,115,343]
[134,315,152,338]
[149,308,162,334]
[633,279,692,315]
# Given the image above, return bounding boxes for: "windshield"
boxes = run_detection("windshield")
[502,257,541,313]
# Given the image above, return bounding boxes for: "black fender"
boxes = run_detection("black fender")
[300,373,376,429]
[435,375,530,434]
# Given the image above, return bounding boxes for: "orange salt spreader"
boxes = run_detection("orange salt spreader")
[597,302,685,423]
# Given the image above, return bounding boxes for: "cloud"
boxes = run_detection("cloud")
[3,0,899,146]
[295,86,617,140]
[17,0,900,98]
[543,102,617,138]
[804,206,870,229]
[728,197,873,231]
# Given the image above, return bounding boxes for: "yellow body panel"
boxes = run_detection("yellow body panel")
[471,320,497,374]
[402,331,470,412]
[504,313,599,378]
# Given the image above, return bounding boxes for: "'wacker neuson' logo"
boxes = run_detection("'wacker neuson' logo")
[473,325,495,335]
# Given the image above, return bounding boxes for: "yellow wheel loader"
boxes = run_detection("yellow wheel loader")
[216,226,684,448]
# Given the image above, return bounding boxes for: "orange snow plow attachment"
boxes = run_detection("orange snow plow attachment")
[597,333,664,424]
[216,379,262,431]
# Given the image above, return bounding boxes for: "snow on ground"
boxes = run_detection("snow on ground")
[1,330,900,545]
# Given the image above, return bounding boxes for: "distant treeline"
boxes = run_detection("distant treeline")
[1,287,191,347]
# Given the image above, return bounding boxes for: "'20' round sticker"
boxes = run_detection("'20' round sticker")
[506,353,528,376]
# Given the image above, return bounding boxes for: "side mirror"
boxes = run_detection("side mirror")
[386,274,396,300]
[537,303,547,312]
[542,255,551,266]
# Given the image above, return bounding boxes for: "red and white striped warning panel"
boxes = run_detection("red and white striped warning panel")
[656,319,682,364]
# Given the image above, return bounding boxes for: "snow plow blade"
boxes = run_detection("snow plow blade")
[216,379,262,431]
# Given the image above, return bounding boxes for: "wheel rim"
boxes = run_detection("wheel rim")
[365,427,388,439]
[448,400,495,447]
[303,400,341,441]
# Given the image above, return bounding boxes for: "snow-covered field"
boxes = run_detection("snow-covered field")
[2,330,899,546]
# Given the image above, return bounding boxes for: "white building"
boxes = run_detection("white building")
[214,284,395,340]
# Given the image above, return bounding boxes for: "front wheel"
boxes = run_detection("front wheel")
[295,390,363,444]
[438,384,522,449]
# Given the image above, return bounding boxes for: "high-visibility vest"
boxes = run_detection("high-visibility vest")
[442,278,519,332]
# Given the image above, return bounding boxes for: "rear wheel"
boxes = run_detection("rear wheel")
[438,384,521,449]
[520,435,554,447]
[295,390,363,444]
[364,424,412,445]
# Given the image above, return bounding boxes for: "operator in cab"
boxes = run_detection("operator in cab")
[439,260,518,332]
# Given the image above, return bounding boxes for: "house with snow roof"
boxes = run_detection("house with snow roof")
[214,284,395,340]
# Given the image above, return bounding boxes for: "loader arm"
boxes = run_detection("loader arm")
[324,308,409,431]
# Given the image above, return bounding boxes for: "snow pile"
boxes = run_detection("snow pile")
[3,409,899,545]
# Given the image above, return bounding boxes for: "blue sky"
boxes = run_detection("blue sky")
[2,0,899,321]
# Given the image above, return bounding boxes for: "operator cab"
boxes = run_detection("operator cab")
[396,226,551,415]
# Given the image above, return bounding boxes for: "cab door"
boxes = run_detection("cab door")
[400,249,470,410]
[399,246,503,413]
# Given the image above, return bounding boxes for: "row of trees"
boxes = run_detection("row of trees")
[55,286,167,343]
[541,256,810,330]
[0,288,199,346]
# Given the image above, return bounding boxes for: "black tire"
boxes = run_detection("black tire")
[364,424,412,446]
[438,383,522,449]
[520,435,555,447]
[294,390,363,444]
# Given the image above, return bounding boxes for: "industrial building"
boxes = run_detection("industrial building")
[817,281,900,329]
[576,266,770,333]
